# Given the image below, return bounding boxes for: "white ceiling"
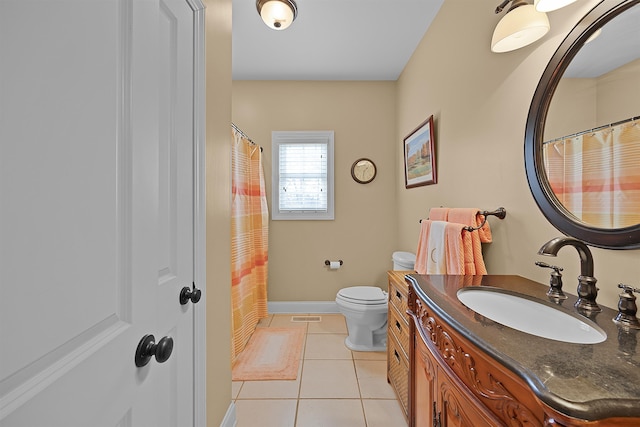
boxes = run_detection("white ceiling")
[231,0,444,81]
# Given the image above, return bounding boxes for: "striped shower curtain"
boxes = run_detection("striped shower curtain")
[231,127,269,361]
[543,119,640,228]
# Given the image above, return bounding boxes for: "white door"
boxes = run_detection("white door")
[0,1,205,426]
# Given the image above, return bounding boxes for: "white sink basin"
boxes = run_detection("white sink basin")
[457,287,607,344]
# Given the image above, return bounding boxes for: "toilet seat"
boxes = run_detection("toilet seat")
[337,286,387,305]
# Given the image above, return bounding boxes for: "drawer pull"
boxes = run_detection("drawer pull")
[395,290,402,300]
[395,320,402,331]
[394,349,400,363]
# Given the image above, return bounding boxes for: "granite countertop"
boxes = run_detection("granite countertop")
[406,274,640,421]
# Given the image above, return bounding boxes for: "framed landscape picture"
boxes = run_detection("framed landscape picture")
[404,115,436,188]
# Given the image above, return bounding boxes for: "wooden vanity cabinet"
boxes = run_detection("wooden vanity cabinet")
[387,271,412,422]
[412,334,435,427]
[414,329,502,427]
[389,271,504,426]
[408,283,545,427]
[406,275,640,427]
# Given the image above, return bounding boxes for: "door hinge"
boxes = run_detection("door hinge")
[433,402,441,427]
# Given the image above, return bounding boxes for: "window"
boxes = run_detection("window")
[272,131,334,220]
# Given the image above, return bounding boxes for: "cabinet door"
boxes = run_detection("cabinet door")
[414,335,436,427]
[436,366,498,427]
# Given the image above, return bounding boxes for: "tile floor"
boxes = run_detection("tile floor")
[232,313,408,427]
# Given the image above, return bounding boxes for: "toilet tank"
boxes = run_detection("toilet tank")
[392,251,416,270]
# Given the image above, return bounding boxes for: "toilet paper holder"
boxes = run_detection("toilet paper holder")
[324,259,343,266]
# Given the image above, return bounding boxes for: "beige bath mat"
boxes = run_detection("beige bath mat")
[232,327,305,381]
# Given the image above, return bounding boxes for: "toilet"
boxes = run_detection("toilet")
[391,251,417,271]
[335,251,416,351]
[336,286,388,351]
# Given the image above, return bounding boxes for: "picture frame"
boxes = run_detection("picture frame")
[404,115,436,188]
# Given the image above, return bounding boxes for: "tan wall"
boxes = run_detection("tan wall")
[545,78,596,140]
[396,0,640,311]
[232,81,398,300]
[205,0,232,425]
[597,58,640,123]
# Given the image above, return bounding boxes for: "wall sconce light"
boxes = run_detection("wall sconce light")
[491,0,550,53]
[256,0,298,31]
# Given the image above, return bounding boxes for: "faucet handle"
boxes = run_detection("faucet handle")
[617,283,640,294]
[535,261,563,273]
[535,261,566,300]
[614,283,640,329]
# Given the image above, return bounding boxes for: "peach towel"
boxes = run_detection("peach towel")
[448,208,488,275]
[428,207,449,221]
[444,223,466,275]
[415,220,431,274]
[416,220,468,275]
[448,208,492,243]
[461,229,477,274]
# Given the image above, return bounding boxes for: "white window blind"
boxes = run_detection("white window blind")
[279,143,328,211]
[272,131,334,220]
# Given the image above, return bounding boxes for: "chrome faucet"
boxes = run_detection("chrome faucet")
[538,236,601,313]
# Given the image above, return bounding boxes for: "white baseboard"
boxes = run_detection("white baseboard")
[219,402,236,427]
[268,301,339,314]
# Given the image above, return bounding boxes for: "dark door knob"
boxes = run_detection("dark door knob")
[135,334,173,367]
[179,282,202,305]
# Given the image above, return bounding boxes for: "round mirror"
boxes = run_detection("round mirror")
[525,0,640,249]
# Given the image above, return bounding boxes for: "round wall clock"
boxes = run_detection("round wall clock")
[351,158,377,184]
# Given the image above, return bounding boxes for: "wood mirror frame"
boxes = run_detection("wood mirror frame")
[524,0,640,249]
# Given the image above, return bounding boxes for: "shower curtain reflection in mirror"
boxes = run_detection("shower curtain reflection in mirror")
[231,127,269,361]
[543,119,640,228]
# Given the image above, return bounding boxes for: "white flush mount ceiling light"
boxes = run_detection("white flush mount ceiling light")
[491,0,550,53]
[256,0,298,30]
[534,0,579,12]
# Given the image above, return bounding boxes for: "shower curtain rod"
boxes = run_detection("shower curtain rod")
[543,115,639,145]
[232,123,262,151]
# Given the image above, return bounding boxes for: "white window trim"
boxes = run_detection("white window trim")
[271,130,335,220]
